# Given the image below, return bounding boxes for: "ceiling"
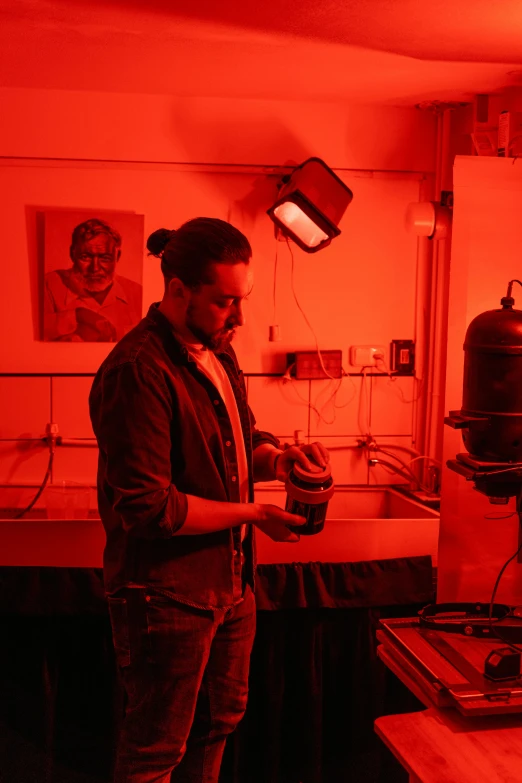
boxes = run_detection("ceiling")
[1,0,522,105]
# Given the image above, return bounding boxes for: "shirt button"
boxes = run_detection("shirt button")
[213,399,220,406]
[225,440,232,447]
[145,596,151,602]
[231,475,237,482]
[233,549,238,556]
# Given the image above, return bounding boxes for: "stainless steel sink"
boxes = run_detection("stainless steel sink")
[0,486,440,568]
[253,485,440,565]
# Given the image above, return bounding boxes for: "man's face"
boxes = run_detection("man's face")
[185,261,253,352]
[70,233,120,293]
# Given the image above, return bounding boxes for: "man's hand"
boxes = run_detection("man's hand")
[254,504,306,542]
[275,442,330,482]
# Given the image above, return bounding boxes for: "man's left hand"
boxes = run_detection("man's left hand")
[275,442,330,482]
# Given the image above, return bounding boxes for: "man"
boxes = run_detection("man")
[44,217,142,342]
[89,217,330,783]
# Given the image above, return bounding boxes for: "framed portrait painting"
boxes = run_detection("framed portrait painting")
[42,209,144,342]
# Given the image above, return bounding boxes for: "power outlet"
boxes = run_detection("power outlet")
[287,350,343,379]
[390,339,415,374]
[349,345,386,367]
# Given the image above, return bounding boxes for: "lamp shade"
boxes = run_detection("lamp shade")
[267,157,353,252]
[405,201,451,240]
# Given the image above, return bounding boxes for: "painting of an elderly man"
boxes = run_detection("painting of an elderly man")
[44,217,143,342]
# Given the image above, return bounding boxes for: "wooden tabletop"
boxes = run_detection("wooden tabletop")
[376,706,522,783]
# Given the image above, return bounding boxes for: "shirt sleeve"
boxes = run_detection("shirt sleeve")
[248,404,281,452]
[90,361,188,538]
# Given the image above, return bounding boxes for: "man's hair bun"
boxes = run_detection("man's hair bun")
[146,228,175,257]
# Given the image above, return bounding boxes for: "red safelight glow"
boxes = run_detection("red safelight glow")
[272,202,329,249]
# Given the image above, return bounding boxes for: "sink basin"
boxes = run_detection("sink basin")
[0,486,439,568]
[0,512,105,567]
[253,485,440,565]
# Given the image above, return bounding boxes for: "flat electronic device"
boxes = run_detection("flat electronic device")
[378,617,522,716]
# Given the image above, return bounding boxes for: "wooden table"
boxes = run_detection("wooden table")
[375,619,522,782]
[375,707,522,783]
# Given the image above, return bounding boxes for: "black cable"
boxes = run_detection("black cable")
[488,525,522,654]
[507,279,522,298]
[13,450,54,520]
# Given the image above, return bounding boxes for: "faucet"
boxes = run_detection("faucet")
[368,457,422,490]
[426,465,441,494]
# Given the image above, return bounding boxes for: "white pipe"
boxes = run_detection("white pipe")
[424,245,439,463]
[422,112,443,464]
[427,240,443,461]
[426,109,452,466]
[412,176,435,465]
[428,237,451,463]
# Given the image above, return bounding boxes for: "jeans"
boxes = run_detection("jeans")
[107,584,256,783]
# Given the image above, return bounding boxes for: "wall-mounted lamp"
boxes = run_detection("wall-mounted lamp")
[405,200,452,240]
[267,157,353,253]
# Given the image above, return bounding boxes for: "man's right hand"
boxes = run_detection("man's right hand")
[253,504,306,543]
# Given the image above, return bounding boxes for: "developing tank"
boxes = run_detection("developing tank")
[285,462,335,535]
[456,285,522,462]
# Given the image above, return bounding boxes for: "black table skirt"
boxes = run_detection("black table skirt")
[0,557,433,783]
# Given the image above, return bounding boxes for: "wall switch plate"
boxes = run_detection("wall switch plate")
[390,339,415,374]
[349,345,386,367]
[287,350,343,379]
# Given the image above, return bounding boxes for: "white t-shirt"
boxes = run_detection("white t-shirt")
[184,343,250,539]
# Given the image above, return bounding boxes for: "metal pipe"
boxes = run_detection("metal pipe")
[368,458,416,486]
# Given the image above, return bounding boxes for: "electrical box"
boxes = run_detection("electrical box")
[390,339,415,374]
[349,345,386,367]
[287,350,343,380]
[498,111,522,157]
[469,93,502,156]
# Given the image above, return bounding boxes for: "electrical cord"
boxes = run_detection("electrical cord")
[488,530,522,654]
[13,424,58,520]
[506,279,522,298]
[368,459,417,485]
[284,237,357,423]
[312,374,357,425]
[370,446,432,492]
[286,237,338,382]
[13,450,54,519]
[283,367,329,423]
[408,455,442,469]
[358,366,372,437]
[374,354,423,403]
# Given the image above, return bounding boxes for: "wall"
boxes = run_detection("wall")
[0,87,436,510]
[438,156,522,604]
[0,88,436,170]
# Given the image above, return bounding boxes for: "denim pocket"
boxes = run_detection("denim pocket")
[107,597,131,668]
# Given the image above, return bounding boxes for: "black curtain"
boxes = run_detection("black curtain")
[0,558,432,783]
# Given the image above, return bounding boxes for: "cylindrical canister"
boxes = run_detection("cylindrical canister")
[462,298,522,461]
[285,462,335,535]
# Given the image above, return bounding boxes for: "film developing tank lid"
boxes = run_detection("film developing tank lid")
[292,461,332,484]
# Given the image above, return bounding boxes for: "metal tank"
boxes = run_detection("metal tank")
[456,287,522,462]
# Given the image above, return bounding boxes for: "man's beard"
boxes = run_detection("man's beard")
[186,311,236,352]
[70,268,113,294]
